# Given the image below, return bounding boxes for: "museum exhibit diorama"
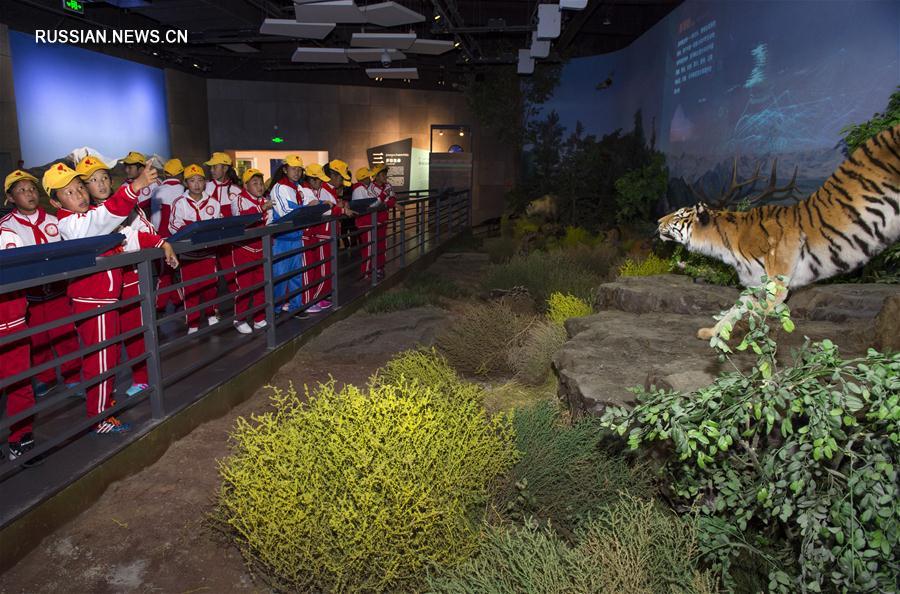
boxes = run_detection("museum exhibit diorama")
[0,0,898,591]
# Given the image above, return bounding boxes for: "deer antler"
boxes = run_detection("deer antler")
[744,159,805,206]
[691,157,763,208]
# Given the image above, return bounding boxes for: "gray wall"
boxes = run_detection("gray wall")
[206,79,513,223]
[165,68,210,167]
[0,24,22,174]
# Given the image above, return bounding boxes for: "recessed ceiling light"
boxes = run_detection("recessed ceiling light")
[459,129,465,136]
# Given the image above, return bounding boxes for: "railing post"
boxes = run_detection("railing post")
[262,233,277,349]
[435,192,442,246]
[399,204,406,269]
[137,258,164,420]
[330,217,340,307]
[370,210,378,287]
[417,201,425,257]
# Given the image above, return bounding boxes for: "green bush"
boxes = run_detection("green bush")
[601,281,900,592]
[484,250,603,305]
[482,378,557,414]
[558,226,599,250]
[618,252,672,277]
[364,287,430,313]
[614,153,668,226]
[407,271,470,300]
[566,242,622,279]
[483,236,519,264]
[508,321,568,385]
[429,496,717,594]
[840,87,900,154]
[666,244,739,286]
[498,401,655,537]
[216,380,517,593]
[546,292,593,326]
[436,302,533,376]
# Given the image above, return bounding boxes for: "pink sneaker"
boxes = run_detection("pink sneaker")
[318,300,333,310]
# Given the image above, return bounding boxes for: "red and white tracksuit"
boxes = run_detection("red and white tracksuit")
[207,179,241,295]
[232,189,269,324]
[169,191,221,329]
[0,209,81,385]
[0,227,35,443]
[151,178,185,309]
[117,208,166,386]
[124,178,159,219]
[360,181,396,276]
[301,183,343,305]
[57,182,141,419]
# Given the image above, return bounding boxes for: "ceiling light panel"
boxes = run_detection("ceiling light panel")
[293,0,366,24]
[361,2,426,27]
[260,18,335,40]
[351,32,417,49]
[406,39,455,55]
[291,47,349,63]
[366,67,419,80]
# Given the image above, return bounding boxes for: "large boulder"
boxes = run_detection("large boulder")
[555,276,893,418]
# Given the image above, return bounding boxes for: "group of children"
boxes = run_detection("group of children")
[0,150,397,463]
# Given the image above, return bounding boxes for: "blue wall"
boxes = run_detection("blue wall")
[9,31,170,167]
[535,0,900,192]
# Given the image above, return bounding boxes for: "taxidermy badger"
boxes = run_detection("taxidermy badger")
[657,124,900,340]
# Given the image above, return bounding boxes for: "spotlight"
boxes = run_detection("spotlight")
[433,14,441,21]
[152,51,158,56]
[459,129,464,137]
[193,63,199,68]
[439,130,444,136]
[453,41,460,48]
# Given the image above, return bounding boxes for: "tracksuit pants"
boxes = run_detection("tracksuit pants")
[121,273,148,386]
[180,257,218,329]
[72,301,119,419]
[233,248,265,323]
[273,233,304,312]
[28,295,81,385]
[1,324,34,443]
[303,226,332,305]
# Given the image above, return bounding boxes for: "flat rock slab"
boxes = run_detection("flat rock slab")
[595,275,739,316]
[304,306,450,356]
[789,283,900,322]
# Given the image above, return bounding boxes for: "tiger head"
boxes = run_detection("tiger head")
[657,203,711,246]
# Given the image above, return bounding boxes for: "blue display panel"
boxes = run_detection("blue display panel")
[533,0,900,190]
[9,30,171,167]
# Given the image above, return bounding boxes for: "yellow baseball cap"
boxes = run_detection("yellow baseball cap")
[242,168,264,185]
[205,152,232,167]
[183,164,206,180]
[305,163,330,182]
[4,170,39,193]
[164,158,184,176]
[121,151,146,165]
[355,167,371,181]
[283,154,304,168]
[368,163,387,177]
[75,155,111,179]
[329,158,351,183]
[42,162,81,195]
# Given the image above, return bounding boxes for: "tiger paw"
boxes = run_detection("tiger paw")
[697,327,716,340]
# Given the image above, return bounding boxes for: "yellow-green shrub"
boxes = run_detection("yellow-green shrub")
[617,252,671,277]
[216,381,517,593]
[558,226,599,249]
[370,348,480,403]
[437,302,533,376]
[546,292,593,326]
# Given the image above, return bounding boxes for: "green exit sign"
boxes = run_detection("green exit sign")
[271,137,285,144]
[63,0,85,14]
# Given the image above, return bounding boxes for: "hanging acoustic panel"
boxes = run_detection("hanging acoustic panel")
[560,0,588,9]
[536,4,561,40]
[351,32,417,49]
[406,39,456,55]
[361,2,426,27]
[530,31,550,58]
[366,67,419,80]
[517,49,534,74]
[293,0,366,24]
[347,48,406,62]
[291,47,349,63]
[260,18,335,40]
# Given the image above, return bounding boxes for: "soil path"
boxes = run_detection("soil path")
[1,253,488,594]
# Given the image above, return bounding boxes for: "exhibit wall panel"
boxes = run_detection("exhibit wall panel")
[0,24,22,174]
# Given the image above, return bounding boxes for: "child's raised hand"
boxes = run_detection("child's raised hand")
[133,166,159,192]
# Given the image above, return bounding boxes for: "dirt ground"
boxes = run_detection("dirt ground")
[1,252,491,594]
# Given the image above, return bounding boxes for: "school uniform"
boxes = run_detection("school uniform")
[206,179,241,295]
[57,182,141,419]
[150,177,185,309]
[302,182,343,306]
[232,189,268,324]
[0,208,81,386]
[169,190,221,329]
[270,178,305,312]
[0,227,35,446]
[368,181,397,275]
[116,206,165,387]
[123,178,159,218]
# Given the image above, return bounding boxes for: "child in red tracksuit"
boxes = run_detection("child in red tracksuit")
[169,164,222,334]
[46,162,168,434]
[0,226,37,460]
[205,152,242,301]
[368,164,397,279]
[152,159,186,310]
[77,156,179,398]
[299,163,346,313]
[2,170,81,395]
[231,168,271,334]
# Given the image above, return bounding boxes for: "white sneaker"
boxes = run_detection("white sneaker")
[208,315,220,326]
[187,327,198,335]
[281,303,290,312]
[235,321,253,334]
[253,320,268,330]
[306,304,322,314]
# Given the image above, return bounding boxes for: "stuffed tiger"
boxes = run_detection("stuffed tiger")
[658,124,900,340]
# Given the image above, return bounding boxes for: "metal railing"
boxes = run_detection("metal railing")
[0,189,471,489]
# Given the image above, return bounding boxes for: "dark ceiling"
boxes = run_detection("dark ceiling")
[2,0,682,90]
